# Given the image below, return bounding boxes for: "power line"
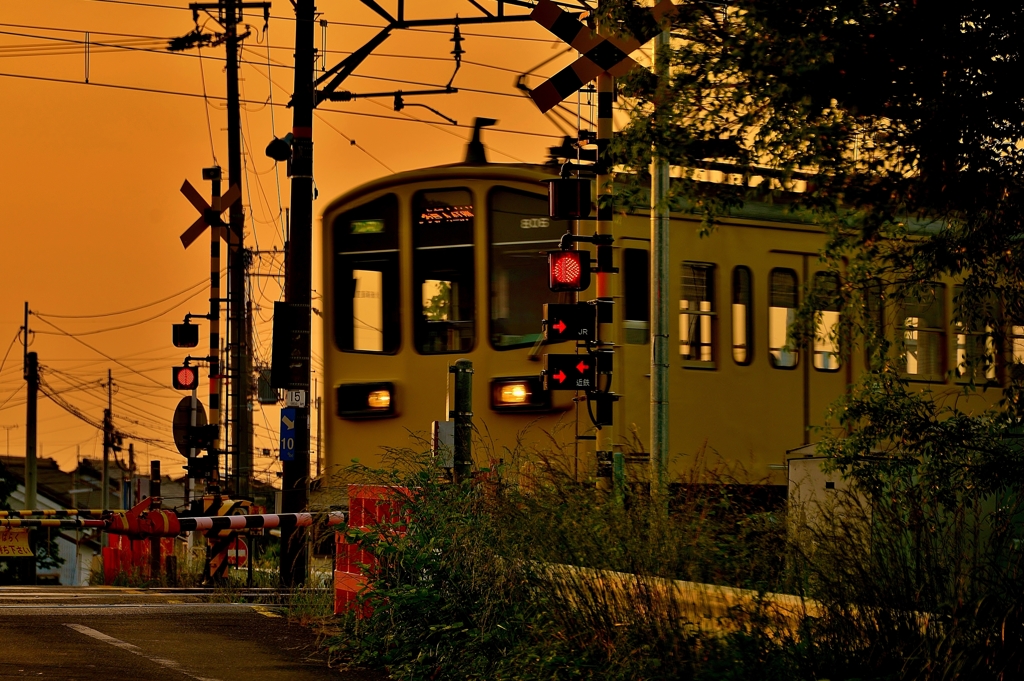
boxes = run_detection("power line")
[33,287,208,337]
[0,70,562,138]
[33,276,208,319]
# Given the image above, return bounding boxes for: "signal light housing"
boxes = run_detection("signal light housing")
[172,322,200,348]
[172,365,200,391]
[548,250,591,292]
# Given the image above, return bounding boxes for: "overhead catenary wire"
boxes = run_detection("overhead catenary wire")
[0,71,562,139]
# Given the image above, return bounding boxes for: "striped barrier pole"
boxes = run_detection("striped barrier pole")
[1,511,344,535]
[0,509,105,518]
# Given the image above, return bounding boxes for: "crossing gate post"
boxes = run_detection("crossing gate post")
[451,360,473,483]
[149,461,161,581]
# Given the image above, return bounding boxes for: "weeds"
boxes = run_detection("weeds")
[320,426,1024,681]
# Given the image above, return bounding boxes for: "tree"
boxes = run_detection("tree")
[600,3,1024,672]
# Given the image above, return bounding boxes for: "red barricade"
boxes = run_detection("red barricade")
[102,535,176,584]
[334,484,407,617]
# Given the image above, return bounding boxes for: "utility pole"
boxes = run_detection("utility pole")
[103,369,112,513]
[651,29,670,503]
[23,303,37,514]
[1,424,17,455]
[224,0,253,501]
[280,0,315,587]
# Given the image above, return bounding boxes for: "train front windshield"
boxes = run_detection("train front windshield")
[488,188,569,349]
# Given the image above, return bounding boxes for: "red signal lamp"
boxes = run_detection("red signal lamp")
[548,250,591,292]
[172,365,200,391]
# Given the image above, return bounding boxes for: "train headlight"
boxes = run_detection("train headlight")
[490,376,550,412]
[337,382,396,419]
[367,389,391,409]
[498,382,529,404]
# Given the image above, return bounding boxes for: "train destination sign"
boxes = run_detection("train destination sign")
[544,353,597,391]
[544,303,596,343]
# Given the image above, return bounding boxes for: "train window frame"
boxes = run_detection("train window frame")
[898,283,946,382]
[487,186,570,351]
[412,187,477,355]
[768,268,799,370]
[731,266,753,365]
[623,248,651,345]
[812,271,842,373]
[680,262,716,369]
[953,285,997,385]
[332,192,401,355]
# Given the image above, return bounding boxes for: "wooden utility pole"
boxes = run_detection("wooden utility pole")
[280,0,315,587]
[22,303,37,514]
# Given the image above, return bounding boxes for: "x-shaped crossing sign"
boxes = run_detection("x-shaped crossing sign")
[179,180,242,249]
[529,0,675,113]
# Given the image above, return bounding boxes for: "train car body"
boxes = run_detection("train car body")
[319,161,998,493]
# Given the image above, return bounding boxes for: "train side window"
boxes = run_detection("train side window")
[680,263,715,366]
[623,249,650,345]
[732,266,753,364]
[413,188,475,354]
[333,193,400,354]
[488,187,569,350]
[899,283,945,379]
[813,272,842,372]
[769,268,799,368]
[953,285,996,383]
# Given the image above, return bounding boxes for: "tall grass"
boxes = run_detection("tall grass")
[321,429,1024,681]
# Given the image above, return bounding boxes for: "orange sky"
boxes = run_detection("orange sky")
[0,0,608,481]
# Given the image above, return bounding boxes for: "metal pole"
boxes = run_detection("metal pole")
[150,460,161,581]
[187,386,197,507]
[280,0,315,587]
[651,29,670,504]
[452,360,474,483]
[207,167,223,495]
[595,45,618,486]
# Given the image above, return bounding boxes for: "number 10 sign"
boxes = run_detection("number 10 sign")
[280,407,296,461]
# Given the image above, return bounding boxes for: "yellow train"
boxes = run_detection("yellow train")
[319,154,1000,492]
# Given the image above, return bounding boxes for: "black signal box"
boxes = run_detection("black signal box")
[544,303,596,343]
[544,353,597,391]
[173,322,200,348]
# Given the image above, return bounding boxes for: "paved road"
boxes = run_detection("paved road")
[0,587,383,680]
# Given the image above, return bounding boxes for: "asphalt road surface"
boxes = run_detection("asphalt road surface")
[0,587,384,680]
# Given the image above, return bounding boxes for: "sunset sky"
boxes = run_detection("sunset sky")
[0,0,634,483]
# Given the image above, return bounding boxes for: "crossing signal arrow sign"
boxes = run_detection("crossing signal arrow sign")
[529,0,676,113]
[179,180,242,249]
[544,353,597,391]
[544,303,596,343]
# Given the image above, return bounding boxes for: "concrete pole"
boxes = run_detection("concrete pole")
[651,29,671,503]
[24,352,37,513]
[280,0,315,587]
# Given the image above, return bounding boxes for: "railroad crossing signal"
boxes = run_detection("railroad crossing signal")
[548,250,591,292]
[528,0,676,113]
[178,179,241,249]
[544,353,597,391]
[172,366,200,391]
[544,303,596,343]
[172,321,200,348]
